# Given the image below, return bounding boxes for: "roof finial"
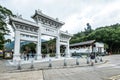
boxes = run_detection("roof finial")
[16,13,22,19]
[37,9,42,14]
[56,18,59,21]
[66,30,68,33]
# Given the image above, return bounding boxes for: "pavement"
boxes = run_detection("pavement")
[0,71,43,80]
[2,56,105,72]
[1,55,120,80]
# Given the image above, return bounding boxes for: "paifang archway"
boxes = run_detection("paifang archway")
[9,10,72,60]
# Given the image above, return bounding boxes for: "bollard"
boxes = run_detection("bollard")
[91,60,94,66]
[95,57,97,63]
[34,54,37,60]
[64,58,67,66]
[49,59,52,67]
[100,56,103,62]
[76,58,79,65]
[30,59,34,69]
[17,60,21,70]
[97,56,99,60]
[87,57,89,64]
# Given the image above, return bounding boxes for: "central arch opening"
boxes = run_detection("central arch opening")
[41,35,66,58]
[41,35,56,58]
[20,41,37,60]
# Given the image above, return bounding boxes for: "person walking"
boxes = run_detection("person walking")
[90,53,95,66]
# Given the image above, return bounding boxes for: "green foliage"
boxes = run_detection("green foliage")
[42,38,56,55]
[21,43,36,53]
[70,23,120,54]
[0,5,13,50]
[70,23,93,44]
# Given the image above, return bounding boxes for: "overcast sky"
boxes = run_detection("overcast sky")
[0,0,120,40]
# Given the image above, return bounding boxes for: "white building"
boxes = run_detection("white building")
[70,40,104,54]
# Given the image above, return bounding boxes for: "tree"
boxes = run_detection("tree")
[70,23,120,54]
[21,43,36,53]
[0,5,13,50]
[86,24,120,53]
[70,23,93,44]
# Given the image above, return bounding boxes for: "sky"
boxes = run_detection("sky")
[0,0,120,40]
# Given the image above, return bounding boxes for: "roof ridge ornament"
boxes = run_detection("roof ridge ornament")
[56,18,59,21]
[15,13,22,19]
[36,9,42,14]
[66,30,68,33]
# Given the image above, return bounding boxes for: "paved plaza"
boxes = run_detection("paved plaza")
[0,56,105,73]
[0,71,43,80]
[0,55,120,80]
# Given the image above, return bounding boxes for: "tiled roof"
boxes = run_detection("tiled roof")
[32,10,65,25]
[9,16,39,27]
[70,40,95,47]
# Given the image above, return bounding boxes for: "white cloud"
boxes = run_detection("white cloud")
[1,0,120,39]
[63,0,120,33]
[61,14,81,34]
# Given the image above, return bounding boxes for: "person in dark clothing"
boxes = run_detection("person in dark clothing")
[27,53,29,60]
[90,53,95,59]
[90,53,95,66]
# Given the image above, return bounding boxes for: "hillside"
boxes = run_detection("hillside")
[5,39,46,50]
[70,23,120,54]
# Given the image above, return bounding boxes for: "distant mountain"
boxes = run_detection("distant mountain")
[5,39,46,50]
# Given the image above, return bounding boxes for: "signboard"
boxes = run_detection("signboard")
[0,50,3,59]
[3,51,13,59]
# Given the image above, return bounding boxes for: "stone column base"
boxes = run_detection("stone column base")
[65,54,71,58]
[36,54,42,60]
[13,55,21,61]
[56,54,61,58]
[12,55,21,65]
